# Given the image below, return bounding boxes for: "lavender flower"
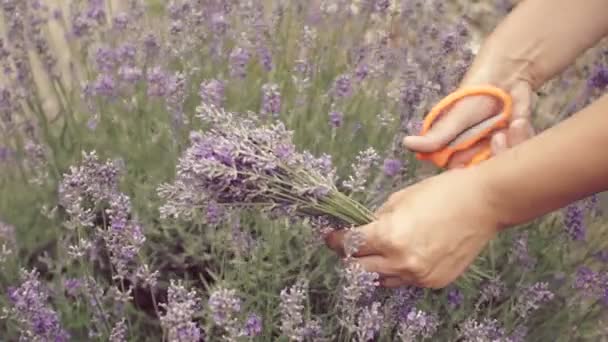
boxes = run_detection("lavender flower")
[588,64,608,90]
[109,319,128,342]
[382,158,402,177]
[333,73,352,98]
[63,278,83,297]
[95,46,118,72]
[329,110,343,128]
[458,318,507,341]
[261,83,281,117]
[355,302,383,341]
[337,261,380,333]
[279,278,323,341]
[159,280,203,342]
[158,103,374,230]
[564,202,586,241]
[92,74,117,97]
[208,287,242,339]
[514,282,554,318]
[397,309,440,340]
[573,266,607,299]
[147,67,170,97]
[342,147,380,193]
[59,152,145,279]
[4,269,70,342]
[199,79,225,108]
[229,46,251,78]
[508,231,536,270]
[243,313,263,337]
[447,287,463,309]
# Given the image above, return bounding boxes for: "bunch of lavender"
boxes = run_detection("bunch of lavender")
[2,269,70,342]
[158,103,375,232]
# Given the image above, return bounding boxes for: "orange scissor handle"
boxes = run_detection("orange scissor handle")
[415,85,513,168]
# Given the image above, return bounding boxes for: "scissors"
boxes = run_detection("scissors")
[415,85,513,168]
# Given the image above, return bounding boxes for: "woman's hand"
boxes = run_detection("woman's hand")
[404,79,536,169]
[325,167,502,289]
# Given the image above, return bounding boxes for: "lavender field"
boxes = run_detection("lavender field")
[1,0,608,341]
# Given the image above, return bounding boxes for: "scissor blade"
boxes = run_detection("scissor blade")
[447,113,505,148]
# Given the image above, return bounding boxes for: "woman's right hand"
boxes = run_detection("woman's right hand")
[403,60,538,169]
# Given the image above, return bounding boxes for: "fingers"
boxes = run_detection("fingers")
[508,118,535,146]
[445,137,493,169]
[403,94,500,153]
[324,221,386,258]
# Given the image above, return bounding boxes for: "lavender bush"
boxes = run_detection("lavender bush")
[1,0,608,341]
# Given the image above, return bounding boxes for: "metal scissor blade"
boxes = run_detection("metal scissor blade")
[447,113,506,148]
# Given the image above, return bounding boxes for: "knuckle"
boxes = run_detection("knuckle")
[398,254,430,277]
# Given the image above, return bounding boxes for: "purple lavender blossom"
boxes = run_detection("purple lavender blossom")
[64,278,83,297]
[329,110,343,128]
[208,287,243,338]
[279,279,324,340]
[573,266,607,299]
[199,79,225,108]
[588,65,608,90]
[563,202,586,241]
[355,302,383,341]
[116,43,137,66]
[447,287,463,309]
[397,308,440,340]
[118,66,143,83]
[343,148,380,193]
[159,280,203,342]
[260,83,281,116]
[333,73,353,98]
[243,313,263,337]
[257,45,273,71]
[4,269,70,341]
[147,67,170,97]
[458,318,507,341]
[229,46,251,78]
[92,74,117,97]
[514,282,555,318]
[157,104,371,230]
[508,231,536,269]
[109,319,128,342]
[59,152,145,278]
[95,46,118,72]
[382,158,402,177]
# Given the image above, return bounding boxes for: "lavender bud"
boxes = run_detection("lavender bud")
[4,269,70,341]
[333,73,353,98]
[355,302,383,341]
[208,287,241,331]
[199,79,225,108]
[397,308,440,340]
[458,318,507,341]
[514,282,554,318]
[343,148,380,193]
[563,202,586,241]
[329,110,343,128]
[159,280,203,342]
[243,313,263,337]
[382,158,402,177]
[229,46,251,78]
[261,83,281,117]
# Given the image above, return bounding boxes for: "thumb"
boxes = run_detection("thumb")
[403,94,501,153]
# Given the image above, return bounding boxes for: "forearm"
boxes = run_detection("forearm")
[478,94,608,228]
[465,0,608,89]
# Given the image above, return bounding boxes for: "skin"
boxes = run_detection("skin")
[325,0,608,289]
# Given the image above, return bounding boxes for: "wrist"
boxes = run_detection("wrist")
[473,162,518,231]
